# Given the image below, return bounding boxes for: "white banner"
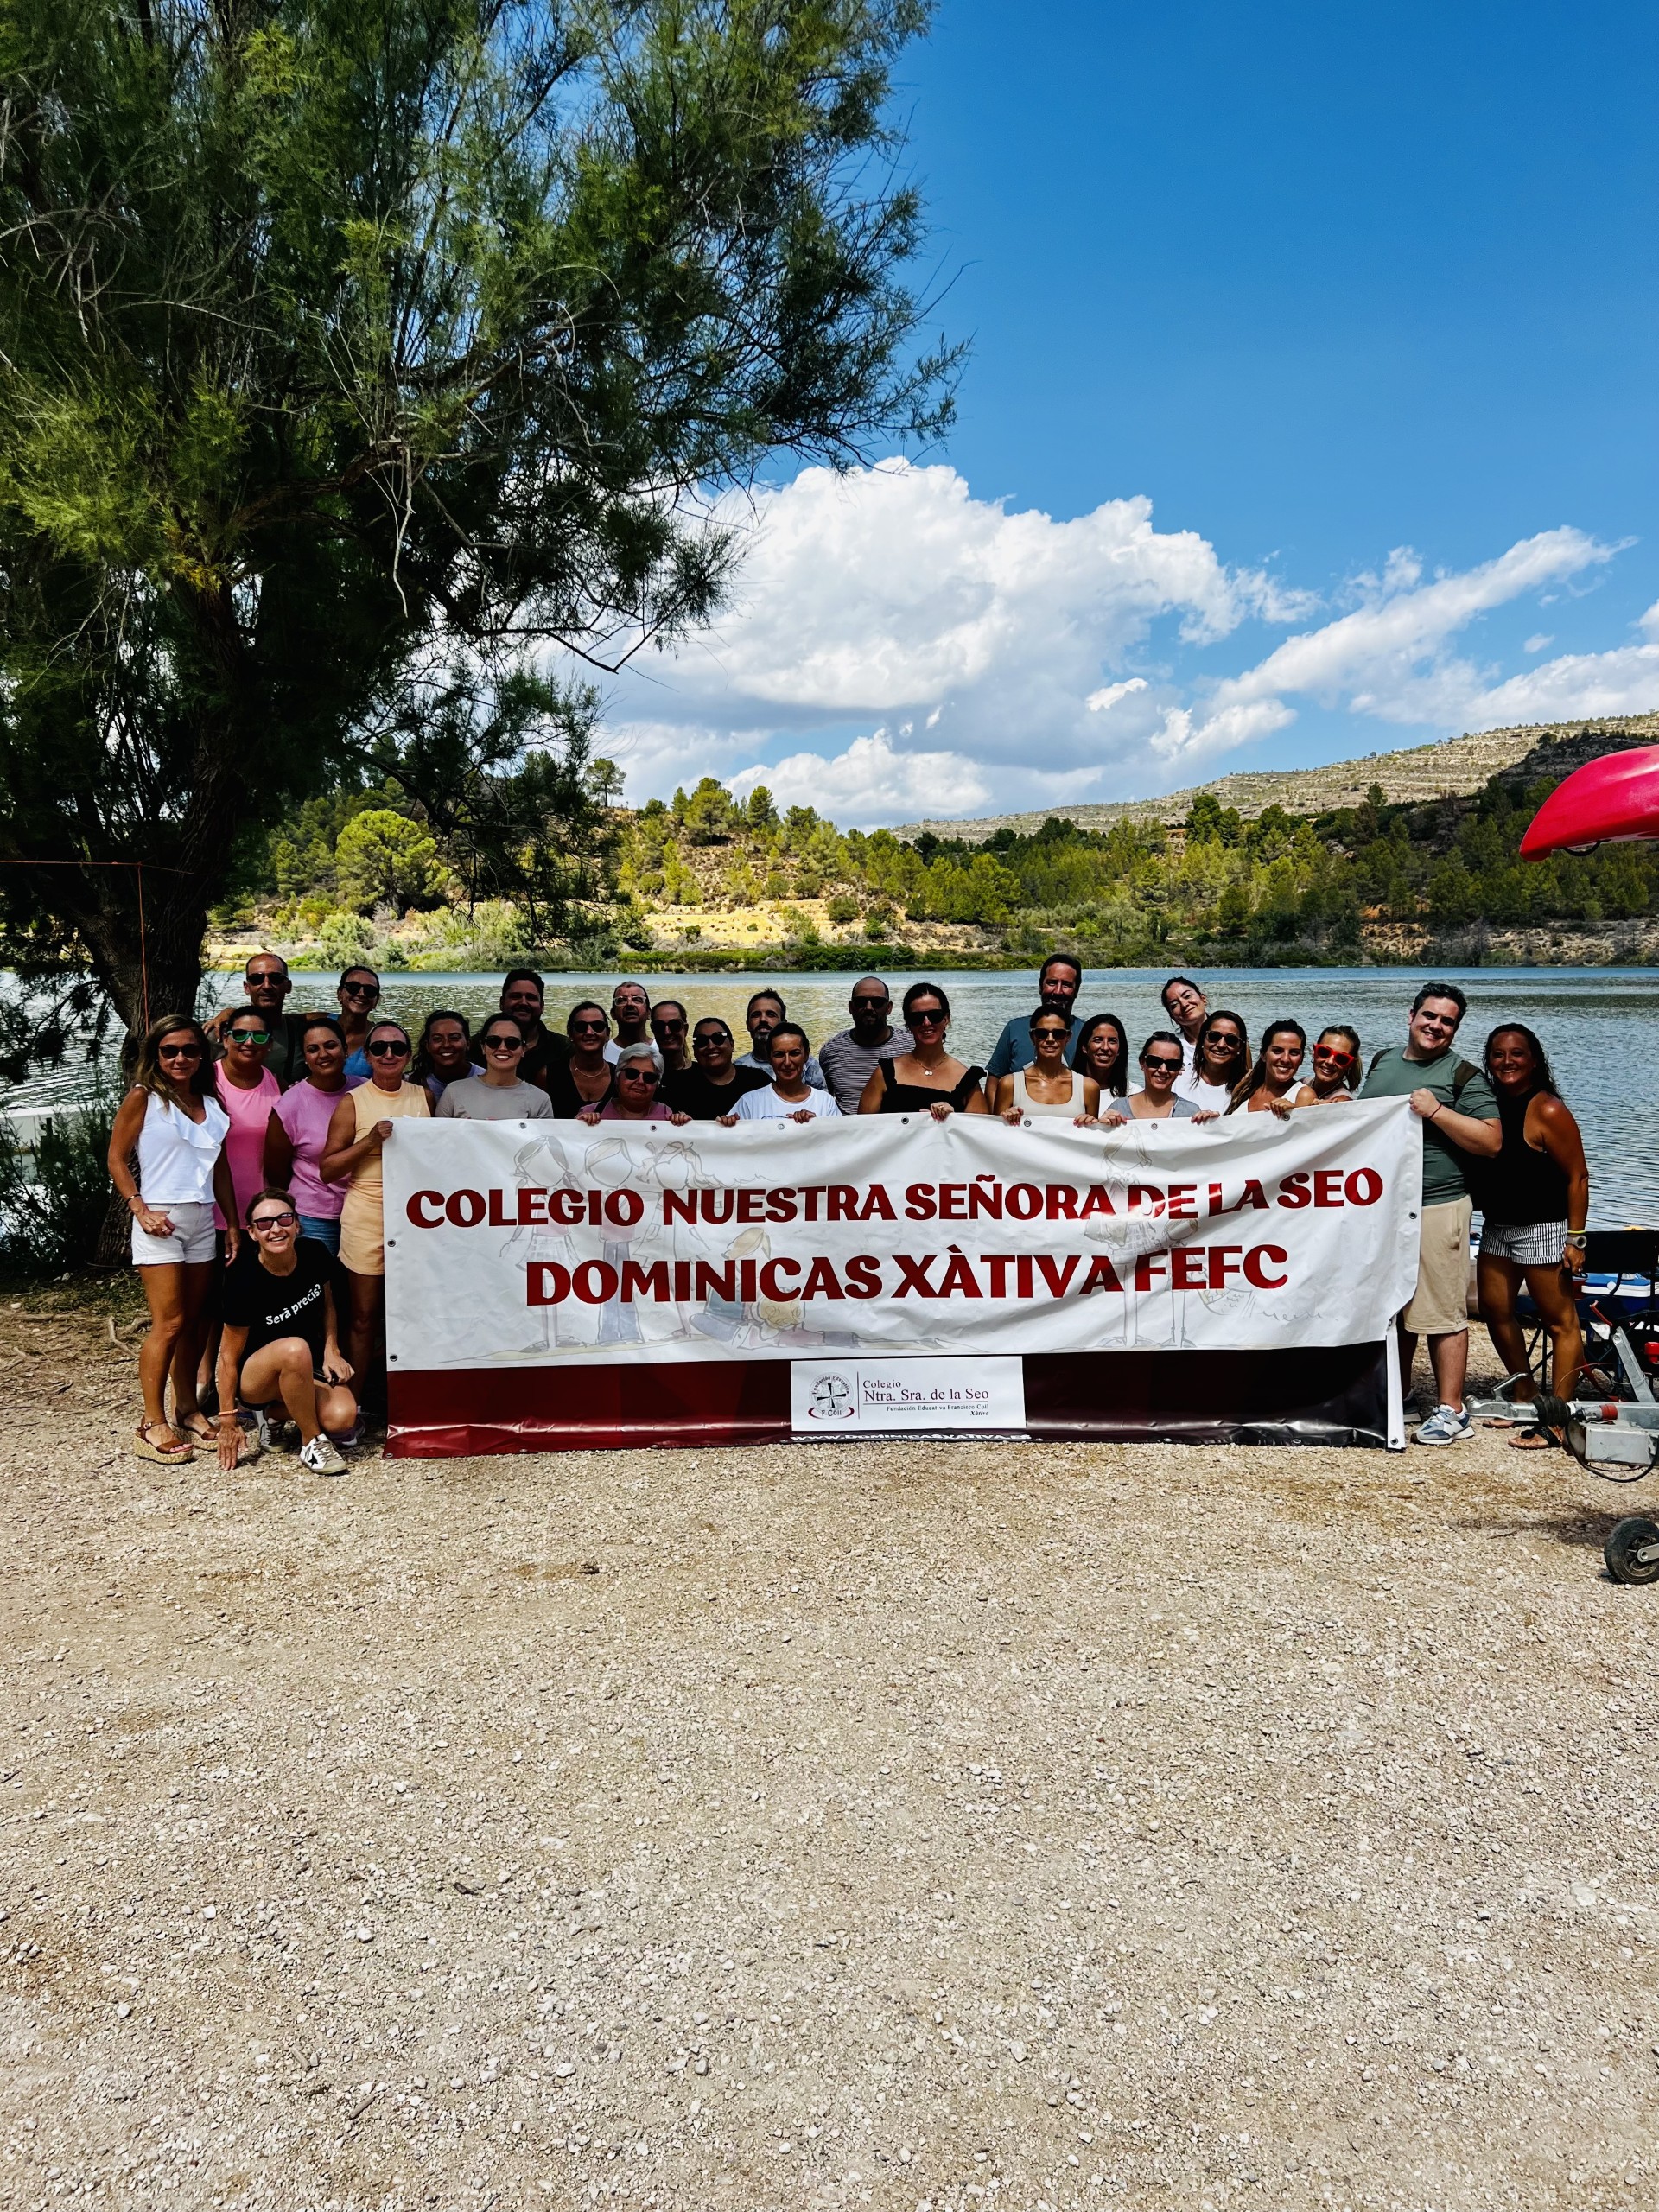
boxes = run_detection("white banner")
[383,1101,1421,1371]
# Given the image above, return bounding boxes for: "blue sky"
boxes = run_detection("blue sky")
[600,1,1659,822]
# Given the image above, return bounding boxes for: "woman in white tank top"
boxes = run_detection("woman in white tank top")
[106,1014,238,1465]
[991,1010,1100,1123]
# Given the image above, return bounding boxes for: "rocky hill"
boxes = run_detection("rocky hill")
[889,713,1659,845]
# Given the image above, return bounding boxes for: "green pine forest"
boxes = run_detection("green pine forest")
[213,757,1659,973]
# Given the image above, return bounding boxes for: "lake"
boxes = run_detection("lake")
[10,965,1656,1228]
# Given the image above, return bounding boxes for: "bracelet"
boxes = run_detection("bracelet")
[1428,1103,1442,1121]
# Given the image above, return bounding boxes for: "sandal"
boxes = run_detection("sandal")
[134,1420,194,1465]
[176,1412,218,1446]
[1510,1427,1557,1451]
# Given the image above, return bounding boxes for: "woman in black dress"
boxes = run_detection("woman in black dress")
[856,982,989,1120]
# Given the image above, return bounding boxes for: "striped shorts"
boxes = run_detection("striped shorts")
[1478,1217,1569,1267]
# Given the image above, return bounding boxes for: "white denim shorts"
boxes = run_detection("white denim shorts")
[130,1199,218,1266]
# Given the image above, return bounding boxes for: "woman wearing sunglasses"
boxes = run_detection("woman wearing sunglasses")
[1294,1026,1363,1105]
[107,1014,238,1464]
[991,1009,1100,1122]
[1175,1010,1249,1113]
[335,966,382,1080]
[545,1002,618,1117]
[665,1018,772,1119]
[1228,1020,1307,1118]
[436,1019,556,1120]
[856,983,988,1118]
[1095,1033,1217,1125]
[579,1041,692,1123]
[213,1005,282,1233]
[321,1019,430,1405]
[214,1189,357,1477]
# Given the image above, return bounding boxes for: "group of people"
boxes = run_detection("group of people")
[107,950,1591,1468]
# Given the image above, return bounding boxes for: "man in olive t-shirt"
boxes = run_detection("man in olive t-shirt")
[1360,983,1500,1445]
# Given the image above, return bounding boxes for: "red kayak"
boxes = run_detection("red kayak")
[1520,745,1659,857]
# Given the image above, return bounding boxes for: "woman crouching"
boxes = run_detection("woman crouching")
[213,1188,358,1476]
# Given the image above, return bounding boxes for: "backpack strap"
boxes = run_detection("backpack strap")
[1367,1049,1388,1077]
[1450,1056,1478,1103]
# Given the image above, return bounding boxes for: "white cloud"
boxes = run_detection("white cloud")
[1151,529,1618,767]
[1085,677,1149,714]
[588,462,1649,822]
[1524,632,1554,653]
[728,731,991,820]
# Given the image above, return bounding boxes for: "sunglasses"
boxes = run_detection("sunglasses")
[850,996,889,1010]
[695,1033,732,1049]
[158,1042,200,1059]
[367,1039,410,1058]
[251,1210,297,1230]
[482,1033,524,1051]
[653,1017,686,1032]
[909,1008,947,1026]
[619,1066,660,1084]
[340,982,380,1001]
[1143,1057,1183,1072]
[230,1029,270,1046]
[1313,1046,1355,1065]
[570,1018,608,1034]
[247,972,289,989]
[1033,1027,1070,1040]
[1205,1033,1242,1051]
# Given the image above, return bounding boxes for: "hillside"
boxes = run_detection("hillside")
[888,712,1659,845]
[215,708,1659,973]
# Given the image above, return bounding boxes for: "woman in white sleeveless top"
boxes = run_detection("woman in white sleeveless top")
[106,1014,238,1464]
[990,1010,1100,1122]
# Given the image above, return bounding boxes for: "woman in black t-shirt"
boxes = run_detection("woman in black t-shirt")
[666,1018,772,1119]
[214,1187,358,1477]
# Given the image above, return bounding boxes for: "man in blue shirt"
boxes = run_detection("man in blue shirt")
[985,956,1084,1078]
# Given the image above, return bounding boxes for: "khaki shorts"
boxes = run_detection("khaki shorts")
[1403,1196,1473,1336]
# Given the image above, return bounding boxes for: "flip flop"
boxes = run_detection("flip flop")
[1509,1427,1556,1450]
[134,1421,193,1465]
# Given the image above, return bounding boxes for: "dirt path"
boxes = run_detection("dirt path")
[2,1300,1656,2211]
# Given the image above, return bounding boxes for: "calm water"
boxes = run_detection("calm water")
[10,965,1656,1226]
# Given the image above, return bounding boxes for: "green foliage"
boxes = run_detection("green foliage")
[334,810,448,913]
[0,0,956,1043]
[0,1099,118,1275]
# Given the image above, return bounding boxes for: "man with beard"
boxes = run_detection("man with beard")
[499,969,570,1094]
[984,955,1084,1078]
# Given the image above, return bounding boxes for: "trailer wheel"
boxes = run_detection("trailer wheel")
[1604,1516,1659,1586]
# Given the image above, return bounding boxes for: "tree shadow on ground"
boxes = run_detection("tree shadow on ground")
[1454,1510,1618,1553]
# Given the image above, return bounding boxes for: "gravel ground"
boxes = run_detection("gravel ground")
[3,1297,1657,2212]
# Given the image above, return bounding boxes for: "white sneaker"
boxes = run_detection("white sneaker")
[1414,1403,1473,1446]
[300,1434,347,1478]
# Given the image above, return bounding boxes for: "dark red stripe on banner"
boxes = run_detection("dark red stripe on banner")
[388,1360,791,1456]
[387,1344,1389,1456]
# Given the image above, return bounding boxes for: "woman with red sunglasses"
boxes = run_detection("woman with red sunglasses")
[1294,1025,1363,1106]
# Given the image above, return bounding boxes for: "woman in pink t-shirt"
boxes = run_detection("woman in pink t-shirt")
[213,1008,282,1227]
[264,1015,358,1255]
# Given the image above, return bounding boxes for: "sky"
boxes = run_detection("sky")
[596,0,1659,825]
